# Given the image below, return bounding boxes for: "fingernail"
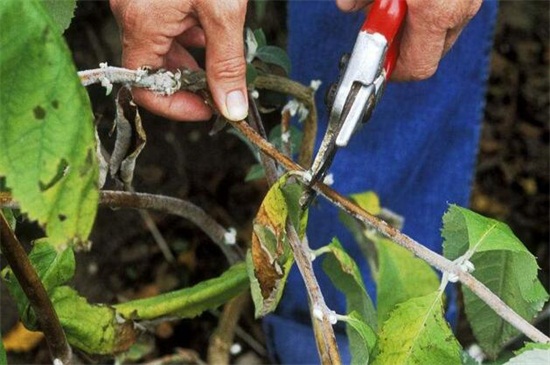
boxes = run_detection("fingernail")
[225,90,248,121]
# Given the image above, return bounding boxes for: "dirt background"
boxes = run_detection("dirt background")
[2,1,548,364]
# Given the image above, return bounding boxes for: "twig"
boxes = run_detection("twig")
[227,119,550,344]
[99,191,242,264]
[137,209,176,263]
[144,348,207,365]
[0,211,72,364]
[245,98,341,362]
[79,67,318,167]
[247,95,279,185]
[207,292,249,365]
[253,74,318,168]
[286,222,342,364]
[280,109,292,158]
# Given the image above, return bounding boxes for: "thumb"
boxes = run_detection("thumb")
[198,1,248,121]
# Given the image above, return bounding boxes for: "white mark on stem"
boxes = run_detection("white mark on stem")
[224,227,237,245]
[313,306,324,321]
[309,79,322,91]
[323,173,334,186]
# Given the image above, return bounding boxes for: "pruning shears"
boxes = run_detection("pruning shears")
[302,0,407,206]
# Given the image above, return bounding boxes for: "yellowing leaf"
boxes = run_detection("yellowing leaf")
[2,322,44,352]
[248,175,306,317]
[373,291,461,365]
[350,191,381,215]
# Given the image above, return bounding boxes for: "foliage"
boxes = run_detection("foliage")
[373,291,462,365]
[0,2,547,363]
[443,205,548,357]
[0,0,98,248]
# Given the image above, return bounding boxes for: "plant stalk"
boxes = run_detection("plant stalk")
[207,292,249,365]
[227,118,550,345]
[99,191,242,264]
[0,211,72,364]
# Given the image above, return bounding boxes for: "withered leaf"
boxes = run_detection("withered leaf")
[108,87,147,190]
[247,175,307,317]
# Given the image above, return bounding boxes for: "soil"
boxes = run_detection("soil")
[2,1,548,364]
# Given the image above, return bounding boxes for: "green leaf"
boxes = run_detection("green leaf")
[0,0,98,248]
[339,311,377,365]
[373,291,461,365]
[115,262,249,320]
[245,163,265,182]
[504,348,550,365]
[255,46,291,75]
[1,208,16,231]
[246,63,258,85]
[42,0,77,34]
[322,238,377,327]
[268,124,304,157]
[442,205,549,357]
[51,286,138,355]
[514,342,550,355]
[1,239,75,328]
[338,190,385,274]
[322,238,377,364]
[254,28,267,48]
[374,237,440,324]
[0,333,6,365]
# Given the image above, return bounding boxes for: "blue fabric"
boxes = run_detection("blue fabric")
[264,1,499,364]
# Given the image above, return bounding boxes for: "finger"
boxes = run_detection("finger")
[196,0,249,121]
[336,0,373,12]
[133,41,212,121]
[391,16,446,80]
[176,26,206,48]
[132,88,212,122]
[391,0,482,81]
[114,0,198,70]
[442,0,482,55]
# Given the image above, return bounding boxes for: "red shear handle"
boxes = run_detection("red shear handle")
[361,0,407,77]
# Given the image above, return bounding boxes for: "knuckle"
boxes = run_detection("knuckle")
[209,55,246,83]
[408,64,438,81]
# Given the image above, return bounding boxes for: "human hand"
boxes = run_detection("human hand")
[110,0,248,121]
[336,0,482,80]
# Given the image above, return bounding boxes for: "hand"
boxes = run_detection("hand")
[110,0,249,121]
[336,0,482,80]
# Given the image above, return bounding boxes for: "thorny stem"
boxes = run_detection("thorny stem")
[227,119,550,345]
[0,211,72,364]
[99,191,242,264]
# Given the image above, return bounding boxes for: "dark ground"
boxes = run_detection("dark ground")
[2,1,549,364]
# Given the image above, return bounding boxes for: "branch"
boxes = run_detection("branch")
[244,101,341,362]
[99,191,242,264]
[207,292,249,365]
[0,211,72,364]
[253,74,318,167]
[78,66,318,167]
[227,119,550,345]
[286,222,342,364]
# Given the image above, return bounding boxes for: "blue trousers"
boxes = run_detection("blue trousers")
[264,1,499,363]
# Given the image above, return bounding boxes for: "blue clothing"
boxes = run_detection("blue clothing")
[264,1,499,364]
